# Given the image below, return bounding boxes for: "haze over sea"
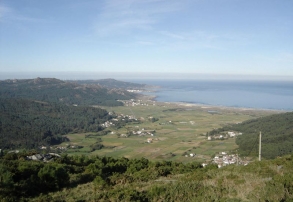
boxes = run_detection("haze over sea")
[128,79,293,111]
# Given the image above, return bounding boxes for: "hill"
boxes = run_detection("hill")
[208,112,293,159]
[70,78,148,90]
[0,98,112,149]
[0,78,136,106]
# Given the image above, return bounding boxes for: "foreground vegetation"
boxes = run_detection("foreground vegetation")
[1,151,293,201]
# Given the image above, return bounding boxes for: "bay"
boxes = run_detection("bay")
[126,79,293,110]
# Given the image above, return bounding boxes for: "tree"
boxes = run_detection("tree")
[38,163,69,191]
[93,176,106,190]
[0,164,14,194]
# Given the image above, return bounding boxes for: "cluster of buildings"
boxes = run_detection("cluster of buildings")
[101,113,138,128]
[117,114,137,120]
[119,128,156,143]
[184,153,196,158]
[133,128,155,136]
[39,144,83,151]
[207,131,242,140]
[119,99,156,107]
[126,89,142,93]
[101,121,115,128]
[211,152,249,168]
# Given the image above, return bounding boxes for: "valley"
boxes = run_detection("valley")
[59,98,278,163]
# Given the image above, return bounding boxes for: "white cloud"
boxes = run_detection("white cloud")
[90,0,251,52]
[154,30,233,51]
[93,0,186,36]
[0,4,48,24]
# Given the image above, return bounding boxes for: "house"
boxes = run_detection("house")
[228,131,236,137]
[147,138,153,143]
[31,154,43,161]
[120,134,128,138]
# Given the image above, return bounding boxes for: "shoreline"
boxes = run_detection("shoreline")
[138,93,287,113]
[173,101,286,112]
[137,80,293,112]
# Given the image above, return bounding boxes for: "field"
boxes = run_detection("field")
[61,99,278,163]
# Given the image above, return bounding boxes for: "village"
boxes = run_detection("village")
[207,131,243,140]
[209,151,250,168]
[119,98,157,107]
[88,102,252,168]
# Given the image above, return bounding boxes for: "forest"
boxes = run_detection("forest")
[0,151,292,201]
[0,98,112,149]
[0,78,136,106]
[207,112,293,159]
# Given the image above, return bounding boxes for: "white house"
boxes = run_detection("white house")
[147,138,153,143]
[228,132,236,137]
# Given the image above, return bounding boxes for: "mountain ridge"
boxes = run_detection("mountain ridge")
[0,77,137,106]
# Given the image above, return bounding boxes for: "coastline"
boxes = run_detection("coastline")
[137,93,286,113]
[137,86,292,112]
[173,101,286,112]
[135,79,293,112]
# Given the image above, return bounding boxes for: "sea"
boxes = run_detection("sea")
[126,79,293,111]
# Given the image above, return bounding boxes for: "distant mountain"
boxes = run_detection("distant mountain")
[208,112,293,159]
[0,78,136,106]
[69,78,148,90]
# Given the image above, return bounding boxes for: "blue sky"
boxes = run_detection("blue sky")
[0,0,292,79]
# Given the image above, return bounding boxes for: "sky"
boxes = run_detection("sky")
[0,0,293,80]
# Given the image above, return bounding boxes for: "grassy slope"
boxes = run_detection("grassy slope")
[31,154,293,202]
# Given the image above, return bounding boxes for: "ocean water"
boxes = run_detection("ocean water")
[127,79,293,110]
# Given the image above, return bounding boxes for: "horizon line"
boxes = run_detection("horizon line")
[0,71,293,81]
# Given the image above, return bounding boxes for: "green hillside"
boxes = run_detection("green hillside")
[0,78,136,106]
[208,112,293,159]
[1,151,293,201]
[0,98,112,149]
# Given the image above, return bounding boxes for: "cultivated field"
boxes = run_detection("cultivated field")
[61,99,278,163]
